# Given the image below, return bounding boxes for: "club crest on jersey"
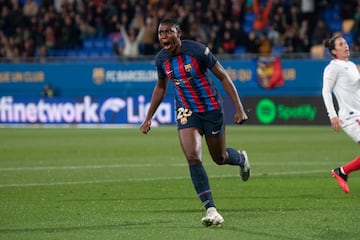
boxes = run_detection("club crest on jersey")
[184,64,192,72]
[180,117,188,125]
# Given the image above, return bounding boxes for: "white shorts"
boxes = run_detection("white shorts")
[342,115,360,143]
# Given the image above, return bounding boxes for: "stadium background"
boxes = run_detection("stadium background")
[0,0,356,125]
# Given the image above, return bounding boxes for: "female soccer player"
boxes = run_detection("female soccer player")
[140,18,250,226]
[322,35,360,193]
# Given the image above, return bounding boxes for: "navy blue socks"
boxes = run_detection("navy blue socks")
[189,149,244,209]
[189,162,215,209]
[225,148,245,166]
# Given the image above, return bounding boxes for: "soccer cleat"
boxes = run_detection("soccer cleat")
[331,168,349,193]
[201,207,224,227]
[238,150,250,181]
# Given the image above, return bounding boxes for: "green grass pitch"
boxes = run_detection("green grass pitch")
[1,125,360,240]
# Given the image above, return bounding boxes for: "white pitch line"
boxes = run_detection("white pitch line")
[0,161,330,172]
[0,170,330,188]
[0,176,188,188]
[0,163,169,171]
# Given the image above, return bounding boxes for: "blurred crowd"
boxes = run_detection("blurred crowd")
[1,0,360,61]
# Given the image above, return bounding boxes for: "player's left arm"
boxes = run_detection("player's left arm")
[211,61,248,124]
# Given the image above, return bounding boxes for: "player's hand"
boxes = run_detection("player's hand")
[140,120,152,134]
[330,116,342,132]
[234,111,248,125]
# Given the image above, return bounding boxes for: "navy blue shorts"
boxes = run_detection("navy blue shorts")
[176,108,225,137]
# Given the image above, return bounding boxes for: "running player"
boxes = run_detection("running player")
[140,18,250,226]
[322,35,360,193]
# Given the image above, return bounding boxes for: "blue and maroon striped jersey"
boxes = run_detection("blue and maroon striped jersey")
[155,40,221,113]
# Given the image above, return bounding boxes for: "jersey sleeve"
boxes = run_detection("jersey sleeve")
[322,62,338,119]
[200,45,218,69]
[188,41,217,69]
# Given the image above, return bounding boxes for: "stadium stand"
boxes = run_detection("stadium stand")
[0,0,358,62]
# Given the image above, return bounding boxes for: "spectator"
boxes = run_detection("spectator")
[44,25,56,49]
[8,1,25,35]
[233,20,249,48]
[92,1,107,38]
[41,83,54,98]
[301,0,315,19]
[270,4,288,38]
[258,34,272,54]
[22,37,35,58]
[30,17,45,49]
[23,0,38,17]
[283,27,297,53]
[300,0,316,40]
[287,3,302,30]
[253,0,273,36]
[119,22,145,58]
[0,4,12,37]
[37,44,49,63]
[141,8,158,55]
[207,29,221,54]
[267,23,281,46]
[311,18,332,46]
[106,13,120,34]
[297,19,310,52]
[219,19,233,42]
[221,30,236,54]
[246,31,261,53]
[231,0,247,23]
[54,0,64,13]
[74,13,96,41]
[61,14,81,49]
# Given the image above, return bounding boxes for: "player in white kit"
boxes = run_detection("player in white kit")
[322,35,360,193]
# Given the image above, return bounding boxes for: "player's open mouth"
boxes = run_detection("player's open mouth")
[162,41,171,50]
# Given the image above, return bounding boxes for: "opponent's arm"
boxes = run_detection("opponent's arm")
[140,77,168,134]
[322,67,341,131]
[211,61,248,124]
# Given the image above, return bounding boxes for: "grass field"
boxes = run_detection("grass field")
[1,125,360,240]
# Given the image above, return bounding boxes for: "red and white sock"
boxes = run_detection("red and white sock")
[342,156,360,175]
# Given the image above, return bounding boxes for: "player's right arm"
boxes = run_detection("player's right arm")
[322,62,342,131]
[140,77,168,134]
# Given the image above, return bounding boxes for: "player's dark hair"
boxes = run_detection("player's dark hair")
[325,35,342,57]
[159,18,181,31]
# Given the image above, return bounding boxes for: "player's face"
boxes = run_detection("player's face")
[158,23,181,55]
[333,37,350,60]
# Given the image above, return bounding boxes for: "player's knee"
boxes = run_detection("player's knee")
[185,153,201,165]
[212,156,226,165]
